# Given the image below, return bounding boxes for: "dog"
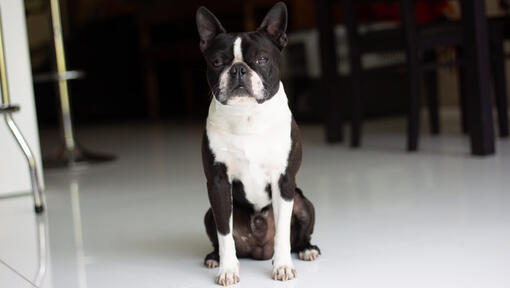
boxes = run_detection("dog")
[196,2,320,285]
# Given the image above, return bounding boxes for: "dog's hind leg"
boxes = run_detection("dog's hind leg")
[291,188,321,261]
[204,208,220,268]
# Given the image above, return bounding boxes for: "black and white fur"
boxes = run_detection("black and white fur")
[197,2,320,286]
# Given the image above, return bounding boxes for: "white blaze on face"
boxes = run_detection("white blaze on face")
[233,37,243,63]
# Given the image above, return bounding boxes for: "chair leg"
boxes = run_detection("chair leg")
[317,0,343,143]
[493,60,509,138]
[4,115,44,213]
[491,24,509,137]
[461,0,495,156]
[407,63,421,152]
[458,65,470,134]
[424,51,440,135]
[344,0,363,147]
[401,0,420,151]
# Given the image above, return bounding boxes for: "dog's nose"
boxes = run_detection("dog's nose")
[229,63,247,79]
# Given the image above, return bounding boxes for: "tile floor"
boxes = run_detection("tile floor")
[1,115,510,288]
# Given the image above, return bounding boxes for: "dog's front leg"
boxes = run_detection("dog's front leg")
[207,167,239,286]
[271,174,296,281]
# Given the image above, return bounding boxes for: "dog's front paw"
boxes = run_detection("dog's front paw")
[298,245,321,261]
[216,264,240,286]
[272,265,296,281]
[272,257,296,281]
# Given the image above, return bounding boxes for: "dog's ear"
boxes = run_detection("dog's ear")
[257,2,288,49]
[196,6,226,52]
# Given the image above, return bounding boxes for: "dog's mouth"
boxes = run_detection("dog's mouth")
[231,85,248,93]
[229,85,253,98]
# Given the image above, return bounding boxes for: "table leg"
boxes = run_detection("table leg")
[343,0,363,147]
[316,0,343,143]
[401,0,421,151]
[461,0,495,155]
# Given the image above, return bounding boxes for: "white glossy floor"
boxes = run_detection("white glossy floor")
[1,115,510,288]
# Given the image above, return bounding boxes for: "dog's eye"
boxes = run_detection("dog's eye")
[212,59,223,68]
[256,56,268,65]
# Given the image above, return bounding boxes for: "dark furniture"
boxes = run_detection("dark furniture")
[317,0,498,155]
[489,16,510,137]
[316,0,345,142]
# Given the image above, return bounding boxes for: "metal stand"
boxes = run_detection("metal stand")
[0,9,44,213]
[43,0,115,168]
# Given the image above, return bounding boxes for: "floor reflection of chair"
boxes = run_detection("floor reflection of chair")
[33,214,48,287]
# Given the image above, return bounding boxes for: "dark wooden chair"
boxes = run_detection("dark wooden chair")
[317,0,503,153]
[408,16,510,139]
[341,0,466,150]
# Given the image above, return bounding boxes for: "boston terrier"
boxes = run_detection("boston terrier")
[196,2,320,285]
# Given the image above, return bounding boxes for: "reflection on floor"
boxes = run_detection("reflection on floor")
[1,116,510,288]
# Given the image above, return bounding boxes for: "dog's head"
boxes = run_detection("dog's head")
[196,2,287,105]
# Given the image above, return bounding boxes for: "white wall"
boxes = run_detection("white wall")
[0,0,44,196]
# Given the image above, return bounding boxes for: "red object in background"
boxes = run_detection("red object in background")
[358,0,450,24]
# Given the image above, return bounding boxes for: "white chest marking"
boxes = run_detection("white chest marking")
[233,37,243,63]
[206,83,292,211]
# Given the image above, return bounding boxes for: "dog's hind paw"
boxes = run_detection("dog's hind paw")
[205,259,219,268]
[204,251,219,269]
[298,245,321,261]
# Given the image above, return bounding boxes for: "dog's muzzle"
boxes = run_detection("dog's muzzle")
[228,63,251,96]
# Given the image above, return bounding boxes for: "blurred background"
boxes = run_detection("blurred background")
[24,0,507,125]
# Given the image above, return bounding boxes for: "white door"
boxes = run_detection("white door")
[0,0,44,196]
